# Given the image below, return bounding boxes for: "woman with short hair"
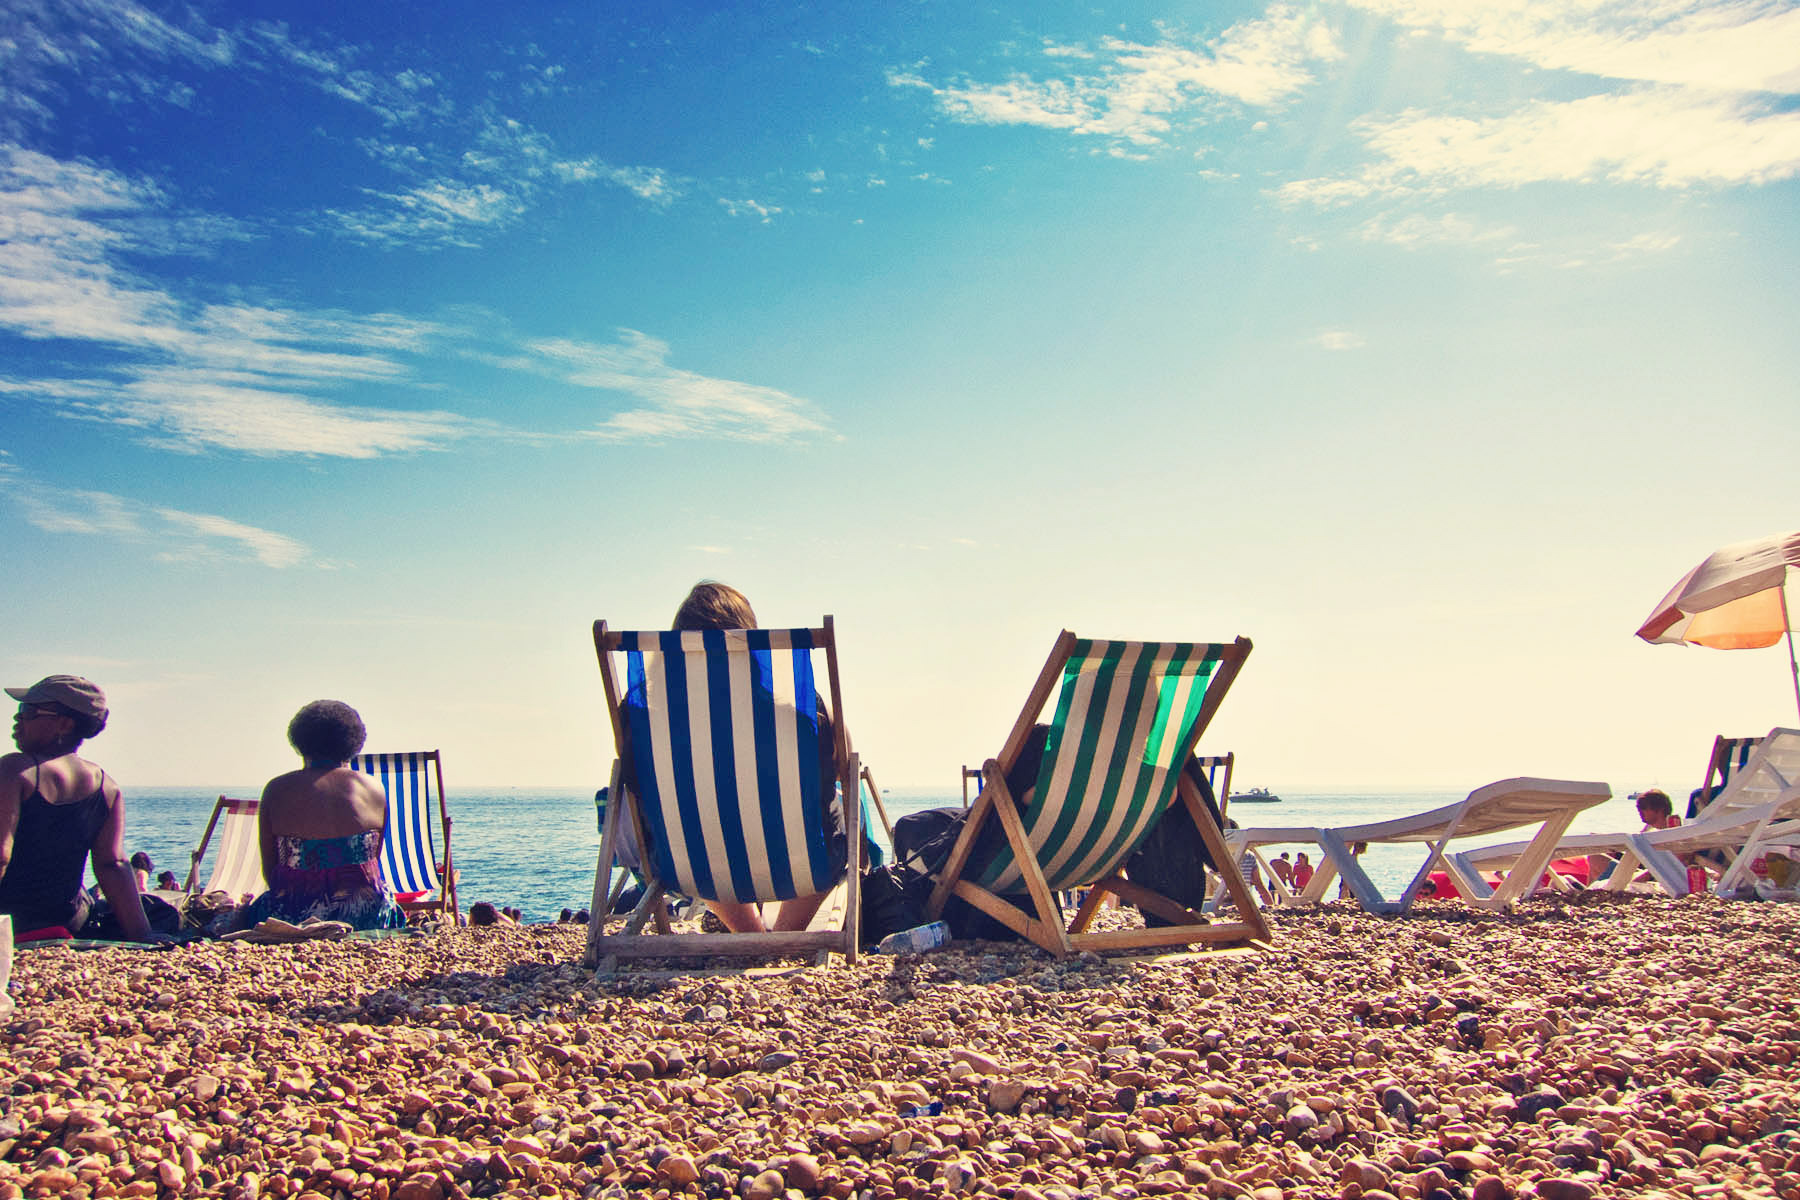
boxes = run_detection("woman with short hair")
[240,700,405,930]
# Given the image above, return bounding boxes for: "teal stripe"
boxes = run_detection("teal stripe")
[1080,643,1190,881]
[1055,645,1156,886]
[974,639,1233,894]
[1032,640,1124,888]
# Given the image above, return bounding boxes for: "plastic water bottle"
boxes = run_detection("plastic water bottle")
[874,920,951,955]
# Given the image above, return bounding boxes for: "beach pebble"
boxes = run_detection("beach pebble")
[785,1153,823,1192]
[745,1167,786,1199]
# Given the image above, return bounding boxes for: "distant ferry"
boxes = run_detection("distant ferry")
[1233,786,1281,803]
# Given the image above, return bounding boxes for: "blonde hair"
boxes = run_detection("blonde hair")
[672,581,757,631]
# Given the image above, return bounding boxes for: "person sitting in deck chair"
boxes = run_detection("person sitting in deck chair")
[621,582,849,934]
[239,701,406,932]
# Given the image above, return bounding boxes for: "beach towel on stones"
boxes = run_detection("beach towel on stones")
[926,631,1267,957]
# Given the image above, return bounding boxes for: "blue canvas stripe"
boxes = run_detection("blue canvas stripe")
[613,626,841,905]
[789,639,830,894]
[354,752,439,894]
[645,636,717,899]
[746,637,796,898]
[701,629,756,902]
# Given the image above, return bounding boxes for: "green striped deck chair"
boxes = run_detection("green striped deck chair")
[584,617,864,967]
[354,750,457,922]
[926,631,1268,957]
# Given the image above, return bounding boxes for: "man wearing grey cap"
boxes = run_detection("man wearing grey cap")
[1,675,156,941]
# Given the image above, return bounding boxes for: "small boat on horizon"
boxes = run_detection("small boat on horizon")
[1233,786,1281,803]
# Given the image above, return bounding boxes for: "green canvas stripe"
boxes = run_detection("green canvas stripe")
[1081,643,1192,880]
[1033,640,1122,887]
[972,639,1230,893]
[1054,644,1161,886]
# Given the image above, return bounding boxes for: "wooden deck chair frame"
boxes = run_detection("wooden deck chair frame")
[354,750,457,922]
[925,632,1268,958]
[184,795,265,899]
[584,617,865,968]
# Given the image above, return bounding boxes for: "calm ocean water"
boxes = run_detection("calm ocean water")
[112,784,1647,924]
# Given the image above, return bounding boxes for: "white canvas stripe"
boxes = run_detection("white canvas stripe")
[1074,688,1159,882]
[211,807,264,896]
[1042,643,1142,885]
[1051,647,1152,881]
[642,652,700,900]
[727,643,775,899]
[681,643,735,902]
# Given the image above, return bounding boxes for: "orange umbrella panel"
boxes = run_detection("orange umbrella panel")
[1653,587,1788,650]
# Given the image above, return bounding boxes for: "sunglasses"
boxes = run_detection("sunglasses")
[16,703,72,721]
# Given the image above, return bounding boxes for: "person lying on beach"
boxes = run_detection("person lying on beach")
[0,675,157,941]
[237,700,406,933]
[621,581,848,935]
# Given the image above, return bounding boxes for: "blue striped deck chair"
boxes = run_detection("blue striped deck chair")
[925,632,1268,957]
[184,795,265,900]
[585,617,864,966]
[354,750,457,922]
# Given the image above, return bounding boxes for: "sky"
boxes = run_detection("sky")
[2,0,1797,799]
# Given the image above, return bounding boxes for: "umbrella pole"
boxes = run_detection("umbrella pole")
[1783,586,1800,721]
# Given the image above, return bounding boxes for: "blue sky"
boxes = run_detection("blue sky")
[3,0,1797,799]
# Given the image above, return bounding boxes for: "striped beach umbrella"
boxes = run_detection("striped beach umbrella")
[1636,529,1800,718]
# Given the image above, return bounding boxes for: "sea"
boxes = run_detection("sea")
[114,785,1648,925]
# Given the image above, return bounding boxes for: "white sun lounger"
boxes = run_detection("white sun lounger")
[1456,728,1800,899]
[1225,777,1612,914]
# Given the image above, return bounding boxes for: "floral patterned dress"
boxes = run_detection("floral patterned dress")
[241,830,406,930]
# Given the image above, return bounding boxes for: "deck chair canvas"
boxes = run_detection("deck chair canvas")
[925,632,1268,958]
[185,795,265,899]
[354,750,457,922]
[584,618,865,967]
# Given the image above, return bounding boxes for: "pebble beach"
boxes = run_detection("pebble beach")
[4,894,1798,1200]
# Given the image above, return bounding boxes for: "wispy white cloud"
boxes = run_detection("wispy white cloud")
[718,197,783,222]
[525,331,832,443]
[325,109,679,247]
[890,7,1339,148]
[1314,329,1366,350]
[1283,2,1800,209]
[1280,88,1800,203]
[1346,0,1800,96]
[1,5,679,248]
[4,480,313,568]
[1358,211,1519,247]
[0,146,487,456]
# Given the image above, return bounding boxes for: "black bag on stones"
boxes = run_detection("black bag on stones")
[858,805,1023,945]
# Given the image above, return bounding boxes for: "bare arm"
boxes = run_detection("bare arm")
[0,758,22,889]
[90,785,153,940]
[258,782,278,891]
